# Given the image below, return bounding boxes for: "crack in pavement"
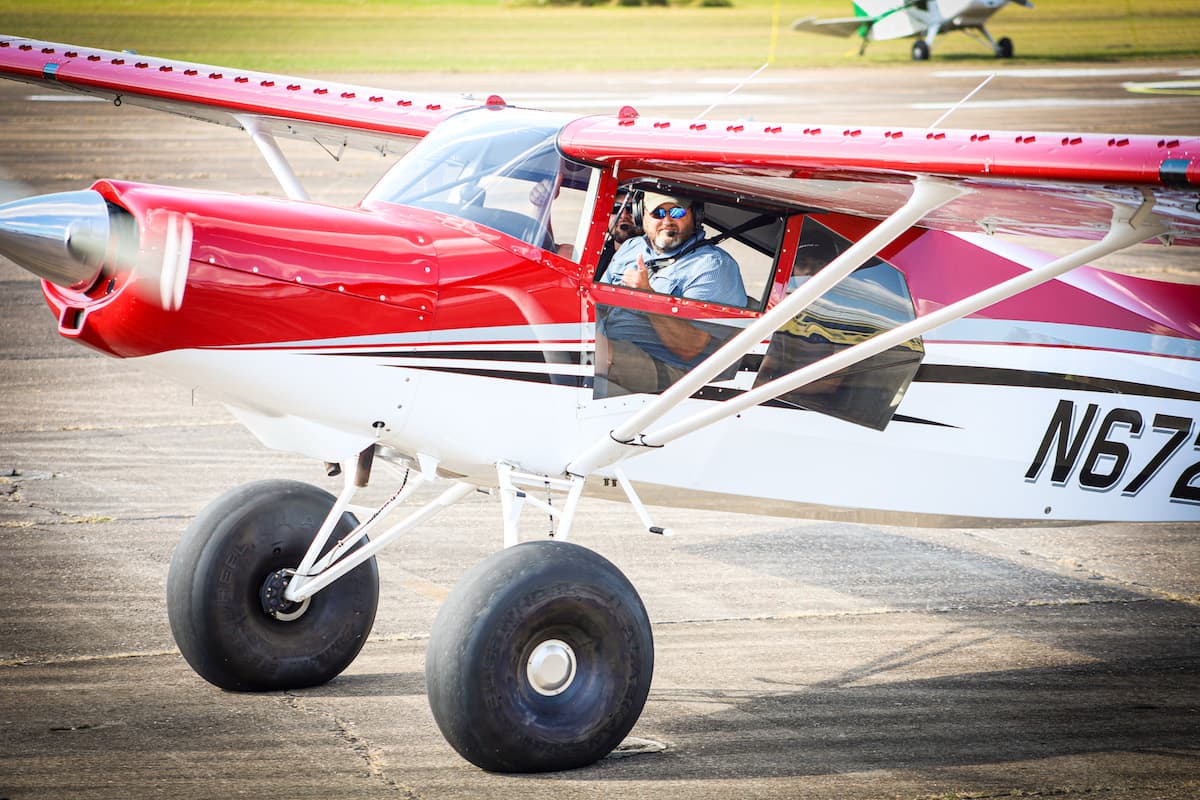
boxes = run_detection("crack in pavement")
[281,693,426,798]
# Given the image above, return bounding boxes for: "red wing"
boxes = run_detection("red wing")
[559,116,1200,246]
[0,36,492,154]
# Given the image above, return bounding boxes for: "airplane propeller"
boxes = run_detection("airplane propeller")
[0,190,113,289]
[0,189,188,310]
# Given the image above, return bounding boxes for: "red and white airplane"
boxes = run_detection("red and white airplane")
[1,36,1197,773]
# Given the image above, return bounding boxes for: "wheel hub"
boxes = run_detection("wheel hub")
[259,568,310,622]
[526,638,577,696]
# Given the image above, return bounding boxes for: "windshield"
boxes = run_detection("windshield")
[365,108,594,257]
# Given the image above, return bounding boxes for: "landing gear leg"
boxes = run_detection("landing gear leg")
[978,24,1014,58]
[426,540,654,772]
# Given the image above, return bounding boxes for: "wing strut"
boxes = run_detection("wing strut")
[566,176,967,477]
[235,114,311,201]
[568,185,1165,478]
[639,194,1165,451]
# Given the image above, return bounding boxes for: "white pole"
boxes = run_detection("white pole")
[641,197,1164,449]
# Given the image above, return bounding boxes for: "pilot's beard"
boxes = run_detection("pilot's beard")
[652,228,684,251]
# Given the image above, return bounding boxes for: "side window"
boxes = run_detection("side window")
[699,202,785,311]
[543,161,595,261]
[479,155,594,260]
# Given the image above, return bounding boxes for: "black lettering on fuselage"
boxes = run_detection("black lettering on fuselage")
[1080,408,1143,491]
[1026,400,1200,504]
[1025,399,1099,484]
[1123,414,1191,495]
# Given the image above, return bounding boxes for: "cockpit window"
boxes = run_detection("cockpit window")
[365,108,594,259]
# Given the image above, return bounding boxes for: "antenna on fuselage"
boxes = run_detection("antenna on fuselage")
[693,62,771,122]
[693,0,781,122]
[925,72,996,131]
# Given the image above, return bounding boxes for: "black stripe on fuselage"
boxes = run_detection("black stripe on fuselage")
[914,364,1200,403]
[333,348,575,364]
[391,364,588,387]
[339,350,1197,422]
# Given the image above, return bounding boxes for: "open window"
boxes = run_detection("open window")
[594,184,790,310]
[592,184,794,397]
[698,201,785,312]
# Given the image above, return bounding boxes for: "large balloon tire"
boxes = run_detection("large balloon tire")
[167,479,379,691]
[426,540,654,773]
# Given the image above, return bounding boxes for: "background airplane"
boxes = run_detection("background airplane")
[793,0,1034,61]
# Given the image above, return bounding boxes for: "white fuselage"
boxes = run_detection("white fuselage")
[142,311,1200,527]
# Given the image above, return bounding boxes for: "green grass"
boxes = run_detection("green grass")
[0,1,1196,73]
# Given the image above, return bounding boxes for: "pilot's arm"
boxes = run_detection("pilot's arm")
[619,251,744,362]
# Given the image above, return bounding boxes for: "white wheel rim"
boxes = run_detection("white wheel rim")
[526,638,577,696]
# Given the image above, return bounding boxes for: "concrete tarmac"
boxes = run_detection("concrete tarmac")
[1,61,1199,799]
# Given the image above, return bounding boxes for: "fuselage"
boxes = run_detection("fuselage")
[20,192,1199,526]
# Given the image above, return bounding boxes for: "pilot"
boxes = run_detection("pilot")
[597,192,745,395]
[596,190,643,273]
[529,159,592,258]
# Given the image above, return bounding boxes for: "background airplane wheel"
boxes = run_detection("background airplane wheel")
[997,36,1014,58]
[911,40,931,60]
[426,540,654,773]
[167,479,379,691]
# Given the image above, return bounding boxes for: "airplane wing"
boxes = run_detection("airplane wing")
[3,34,1195,244]
[791,15,875,38]
[559,115,1200,246]
[0,36,494,157]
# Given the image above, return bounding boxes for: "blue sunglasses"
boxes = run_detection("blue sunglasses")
[649,206,690,219]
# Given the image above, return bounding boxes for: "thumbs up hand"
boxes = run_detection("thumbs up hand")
[621,255,651,290]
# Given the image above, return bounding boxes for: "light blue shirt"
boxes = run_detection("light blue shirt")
[599,232,746,368]
[601,231,746,306]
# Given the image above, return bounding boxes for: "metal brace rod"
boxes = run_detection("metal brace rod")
[288,459,363,593]
[566,176,967,477]
[497,462,587,546]
[285,478,476,602]
[287,453,431,593]
[641,195,1166,449]
[234,114,311,201]
[305,469,429,576]
[613,466,671,536]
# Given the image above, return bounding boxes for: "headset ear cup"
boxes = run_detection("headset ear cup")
[632,191,644,223]
[692,202,704,228]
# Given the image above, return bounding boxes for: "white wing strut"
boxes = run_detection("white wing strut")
[567,184,1166,478]
[642,195,1164,450]
[567,176,967,477]
[235,114,311,201]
